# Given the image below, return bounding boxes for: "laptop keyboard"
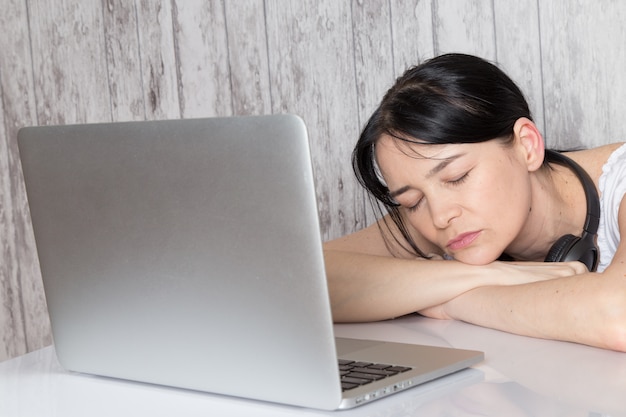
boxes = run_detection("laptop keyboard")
[338,359,412,391]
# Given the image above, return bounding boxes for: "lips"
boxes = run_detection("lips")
[446,231,481,251]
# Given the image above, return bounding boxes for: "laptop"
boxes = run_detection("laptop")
[17,114,483,410]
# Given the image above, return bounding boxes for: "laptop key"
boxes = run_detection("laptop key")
[351,367,398,377]
[342,376,372,385]
[386,366,412,373]
[346,372,385,381]
[368,363,393,370]
[341,382,359,391]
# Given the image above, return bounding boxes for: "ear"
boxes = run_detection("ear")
[513,117,545,172]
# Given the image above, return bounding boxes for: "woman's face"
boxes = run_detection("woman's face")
[375,134,534,265]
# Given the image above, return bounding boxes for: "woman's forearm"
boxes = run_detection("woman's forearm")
[325,250,490,322]
[324,249,583,323]
[441,273,626,351]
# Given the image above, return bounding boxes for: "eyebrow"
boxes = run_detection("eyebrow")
[388,153,465,198]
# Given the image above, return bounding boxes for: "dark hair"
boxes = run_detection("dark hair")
[352,53,533,257]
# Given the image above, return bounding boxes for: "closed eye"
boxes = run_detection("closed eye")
[407,197,424,212]
[447,171,470,186]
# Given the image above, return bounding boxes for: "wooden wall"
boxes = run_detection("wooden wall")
[2,0,626,361]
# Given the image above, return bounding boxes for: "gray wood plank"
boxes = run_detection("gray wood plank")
[352,0,394,122]
[390,0,435,71]
[102,0,147,121]
[135,0,181,120]
[493,0,545,135]
[350,0,394,227]
[0,0,52,362]
[224,0,272,116]
[0,87,28,362]
[172,0,232,118]
[265,0,362,240]
[539,2,626,150]
[28,0,111,124]
[432,0,496,58]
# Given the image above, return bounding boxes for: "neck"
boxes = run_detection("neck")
[505,163,587,261]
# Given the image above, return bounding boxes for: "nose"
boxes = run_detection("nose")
[429,195,462,229]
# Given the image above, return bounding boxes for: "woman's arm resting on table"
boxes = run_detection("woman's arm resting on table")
[425,271,626,351]
[423,199,626,352]
[324,219,585,323]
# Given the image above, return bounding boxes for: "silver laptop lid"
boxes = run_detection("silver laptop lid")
[18,115,343,409]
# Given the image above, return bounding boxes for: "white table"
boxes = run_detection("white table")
[2,315,625,416]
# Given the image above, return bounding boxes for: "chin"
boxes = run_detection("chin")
[452,251,500,266]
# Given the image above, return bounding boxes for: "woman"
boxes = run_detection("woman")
[324,53,626,351]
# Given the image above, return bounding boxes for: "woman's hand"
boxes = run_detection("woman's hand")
[419,260,588,320]
[490,260,588,284]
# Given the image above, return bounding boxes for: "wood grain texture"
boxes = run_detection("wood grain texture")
[539,1,626,150]
[28,1,111,124]
[0,0,51,361]
[264,0,363,240]
[135,0,181,120]
[3,0,626,361]
[493,0,545,134]
[224,0,272,116]
[173,0,232,118]
[351,0,394,122]
[390,0,435,71]
[432,0,496,57]
[102,0,147,121]
[350,0,394,226]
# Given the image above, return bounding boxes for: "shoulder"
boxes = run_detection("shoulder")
[564,143,625,185]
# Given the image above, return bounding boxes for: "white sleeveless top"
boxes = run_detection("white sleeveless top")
[597,143,626,272]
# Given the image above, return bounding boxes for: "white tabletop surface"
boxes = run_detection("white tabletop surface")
[2,315,625,416]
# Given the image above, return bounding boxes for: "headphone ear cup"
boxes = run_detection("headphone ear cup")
[545,234,579,263]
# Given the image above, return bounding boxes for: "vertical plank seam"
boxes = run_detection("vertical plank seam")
[535,0,547,133]
[170,0,185,118]
[348,0,361,128]
[261,0,274,113]
[431,0,439,56]
[133,0,148,119]
[491,0,498,62]
[100,0,115,121]
[13,0,33,353]
[387,0,396,76]
[24,0,40,126]
[222,0,235,116]
[0,45,22,356]
[385,0,396,222]
[348,0,367,223]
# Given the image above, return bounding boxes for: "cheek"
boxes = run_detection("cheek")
[401,210,439,244]
[485,171,533,229]
[481,160,531,208]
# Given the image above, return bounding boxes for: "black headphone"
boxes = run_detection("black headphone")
[543,150,599,271]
